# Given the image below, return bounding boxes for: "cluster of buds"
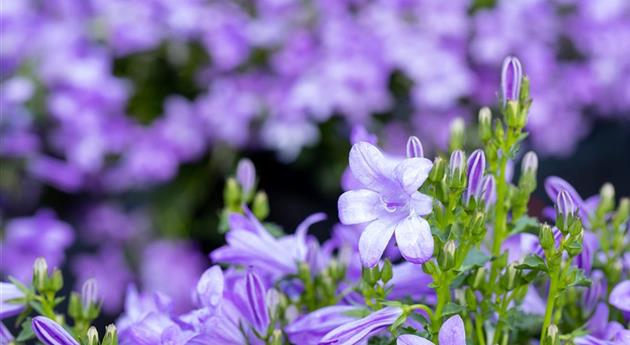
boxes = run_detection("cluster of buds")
[222,158,269,230]
[32,258,63,294]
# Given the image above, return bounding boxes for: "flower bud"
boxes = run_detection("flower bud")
[236,158,256,197]
[472,267,486,290]
[33,258,48,291]
[539,224,555,254]
[362,265,381,286]
[500,263,519,291]
[481,175,496,209]
[270,329,283,345]
[501,56,523,106]
[51,269,63,292]
[380,259,393,284]
[469,212,486,237]
[439,240,457,271]
[252,191,269,220]
[449,117,465,151]
[86,327,99,345]
[613,198,630,229]
[406,136,424,158]
[566,229,584,258]
[519,151,538,192]
[466,149,486,204]
[546,324,558,345]
[556,189,576,228]
[102,324,118,345]
[81,279,99,312]
[32,317,79,345]
[429,157,446,183]
[224,177,240,208]
[448,150,466,189]
[478,107,492,142]
[423,260,438,276]
[597,183,615,216]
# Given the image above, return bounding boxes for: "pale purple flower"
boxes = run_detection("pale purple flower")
[545,176,592,222]
[609,281,630,312]
[583,271,606,313]
[285,305,358,344]
[0,322,12,343]
[397,315,466,345]
[193,266,224,310]
[1,210,74,281]
[320,307,403,345]
[211,208,326,278]
[338,142,434,267]
[0,282,25,319]
[32,316,79,345]
[236,158,256,195]
[501,56,523,105]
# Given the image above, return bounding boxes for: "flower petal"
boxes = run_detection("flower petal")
[438,315,466,345]
[349,142,391,191]
[395,216,434,265]
[359,218,397,267]
[194,266,224,309]
[397,334,435,345]
[410,192,433,216]
[394,158,433,194]
[609,280,630,312]
[338,189,382,225]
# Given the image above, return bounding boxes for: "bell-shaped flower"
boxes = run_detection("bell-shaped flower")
[338,142,434,267]
[397,315,466,345]
[320,307,403,345]
[32,316,80,345]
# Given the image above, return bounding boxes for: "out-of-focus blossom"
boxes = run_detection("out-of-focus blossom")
[320,307,403,345]
[0,282,25,319]
[609,280,630,312]
[397,315,466,345]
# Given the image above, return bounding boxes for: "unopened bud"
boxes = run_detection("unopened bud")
[236,158,256,197]
[102,324,118,345]
[86,327,99,345]
[406,136,424,158]
[481,175,496,209]
[597,183,615,216]
[81,279,99,312]
[539,224,555,253]
[546,324,559,345]
[429,157,446,183]
[423,261,438,276]
[270,329,283,345]
[33,258,48,291]
[362,265,380,286]
[51,269,63,292]
[500,263,519,291]
[381,259,393,284]
[224,177,240,208]
[478,107,492,142]
[519,151,538,192]
[252,191,269,220]
[613,198,630,228]
[501,56,523,107]
[466,150,486,204]
[449,118,465,151]
[566,230,584,258]
[469,212,486,237]
[448,150,466,189]
[556,189,576,227]
[472,268,486,290]
[439,240,457,271]
[465,288,477,310]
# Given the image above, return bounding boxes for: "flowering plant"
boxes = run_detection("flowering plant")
[2,57,629,345]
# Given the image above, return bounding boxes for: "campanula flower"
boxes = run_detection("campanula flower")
[32,316,79,345]
[285,305,358,344]
[609,280,630,312]
[338,142,434,267]
[397,315,466,345]
[320,307,403,345]
[0,282,25,319]
[0,322,12,343]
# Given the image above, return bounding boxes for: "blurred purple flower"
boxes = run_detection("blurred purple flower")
[609,280,630,312]
[320,307,402,345]
[0,282,25,319]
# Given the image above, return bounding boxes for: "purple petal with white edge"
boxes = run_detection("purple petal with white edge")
[393,158,433,194]
[349,142,395,192]
[397,334,435,345]
[194,266,224,309]
[395,216,434,265]
[438,315,466,345]
[245,270,269,332]
[410,192,433,216]
[320,307,403,345]
[338,189,382,225]
[359,218,397,268]
[481,175,496,208]
[32,316,79,345]
[609,280,630,312]
[0,282,25,319]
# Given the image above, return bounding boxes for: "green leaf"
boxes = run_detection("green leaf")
[442,302,466,318]
[505,309,542,332]
[515,255,548,272]
[510,216,540,235]
[459,248,492,272]
[566,268,592,288]
[16,317,35,342]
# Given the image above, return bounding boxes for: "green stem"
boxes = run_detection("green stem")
[431,272,452,341]
[492,292,510,345]
[475,314,486,345]
[541,270,559,341]
[488,154,508,290]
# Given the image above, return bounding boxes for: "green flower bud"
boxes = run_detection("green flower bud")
[500,263,519,291]
[381,260,393,284]
[33,258,48,292]
[597,183,615,215]
[102,324,118,345]
[224,177,241,209]
[613,198,630,229]
[270,329,283,345]
[252,191,270,220]
[423,260,438,276]
[494,121,505,142]
[429,157,446,183]
[518,151,538,193]
[546,324,558,345]
[449,117,465,151]
[472,268,486,290]
[469,212,486,237]
[86,327,99,345]
[539,224,555,254]
[51,268,64,292]
[505,100,520,129]
[478,107,492,142]
[438,240,457,271]
[68,292,82,320]
[362,265,381,286]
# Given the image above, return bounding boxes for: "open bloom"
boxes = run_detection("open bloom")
[0,282,25,319]
[609,280,630,312]
[397,315,465,345]
[320,307,403,345]
[338,142,433,267]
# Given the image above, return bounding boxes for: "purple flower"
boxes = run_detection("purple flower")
[397,315,466,345]
[449,150,466,179]
[243,270,270,334]
[320,307,403,345]
[285,305,358,344]
[236,158,256,196]
[501,56,523,105]
[0,282,25,319]
[481,175,496,209]
[465,149,486,204]
[1,210,74,281]
[609,280,630,312]
[32,316,79,345]
[338,142,434,267]
[211,208,326,278]
[0,322,12,343]
[193,266,224,310]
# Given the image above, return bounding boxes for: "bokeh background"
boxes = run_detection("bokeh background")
[1,0,629,327]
